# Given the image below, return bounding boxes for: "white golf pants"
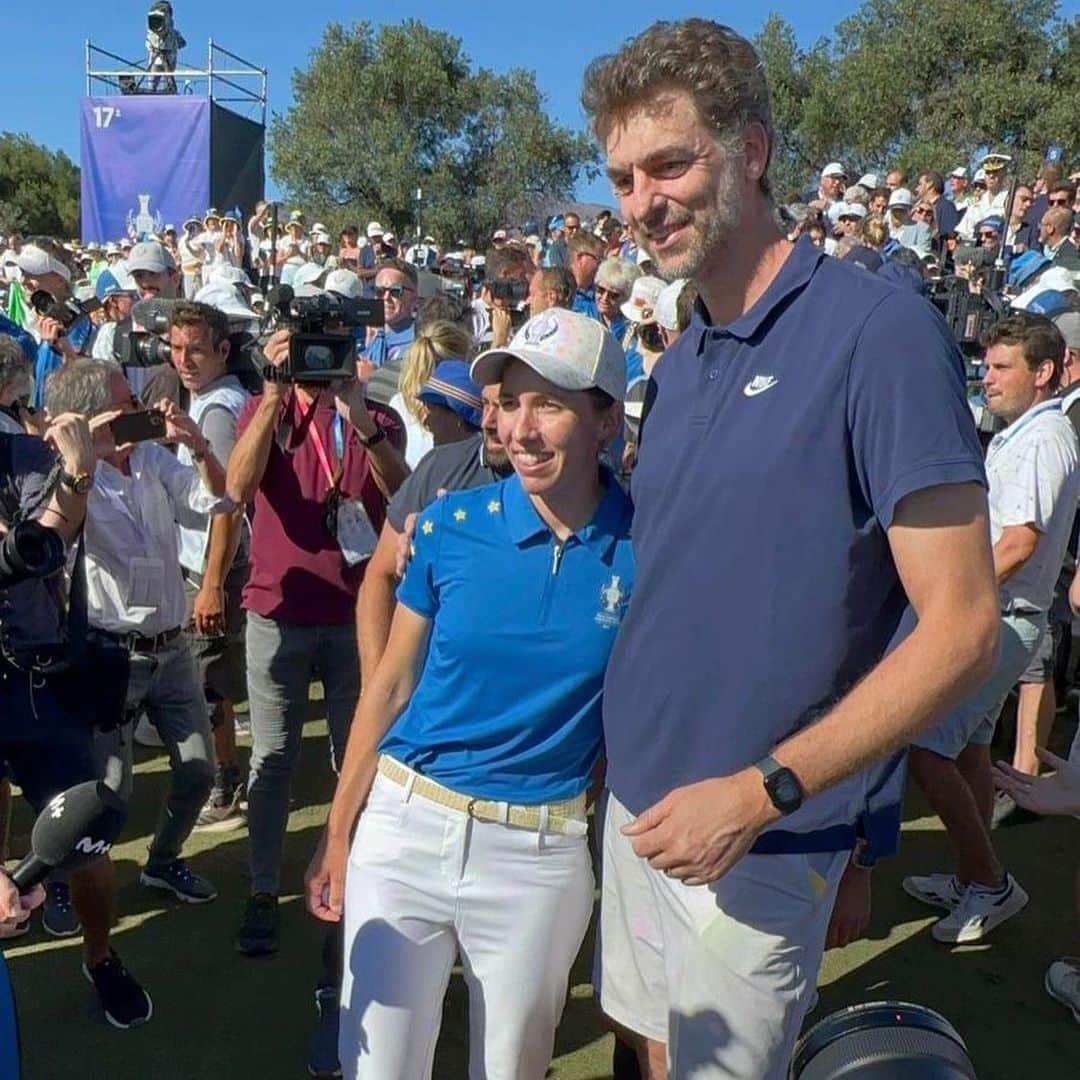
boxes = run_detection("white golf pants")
[339,768,594,1079]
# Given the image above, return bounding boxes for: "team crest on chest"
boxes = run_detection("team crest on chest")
[595,574,628,628]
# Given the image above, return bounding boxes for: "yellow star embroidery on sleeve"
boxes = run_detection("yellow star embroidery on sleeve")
[487,500,500,514]
[453,508,468,522]
[421,519,434,536]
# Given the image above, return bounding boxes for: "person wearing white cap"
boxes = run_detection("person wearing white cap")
[886,188,932,256]
[619,275,665,382]
[308,307,632,1080]
[355,222,384,291]
[948,166,972,208]
[310,229,338,269]
[16,241,95,410]
[957,153,1011,241]
[813,161,846,206]
[653,277,695,350]
[127,241,179,302]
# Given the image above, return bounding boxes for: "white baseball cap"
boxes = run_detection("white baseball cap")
[16,244,72,282]
[471,307,626,401]
[949,167,968,179]
[324,268,362,299]
[654,278,689,332]
[366,221,384,238]
[194,282,257,321]
[856,172,879,189]
[492,228,508,241]
[821,162,846,179]
[620,275,666,323]
[887,187,914,210]
[837,202,868,220]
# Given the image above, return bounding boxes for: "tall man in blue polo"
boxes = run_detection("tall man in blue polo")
[582,20,1001,1078]
[906,313,1080,943]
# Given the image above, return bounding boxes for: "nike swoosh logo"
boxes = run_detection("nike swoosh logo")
[743,377,779,397]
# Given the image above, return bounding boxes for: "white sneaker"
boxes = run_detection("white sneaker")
[1045,958,1080,1024]
[930,874,1028,944]
[133,714,163,748]
[902,872,965,911]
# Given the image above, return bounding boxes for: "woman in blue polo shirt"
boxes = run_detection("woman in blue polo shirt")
[306,308,632,1080]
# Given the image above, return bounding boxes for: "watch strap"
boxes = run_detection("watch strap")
[359,424,386,448]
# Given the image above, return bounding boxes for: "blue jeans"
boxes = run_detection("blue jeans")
[245,612,358,895]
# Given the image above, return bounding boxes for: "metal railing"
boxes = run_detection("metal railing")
[85,38,267,125]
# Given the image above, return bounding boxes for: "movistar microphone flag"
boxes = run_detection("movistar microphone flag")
[80,95,210,244]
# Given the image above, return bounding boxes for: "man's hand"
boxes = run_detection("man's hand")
[623,769,776,885]
[825,864,871,949]
[88,410,123,457]
[304,830,349,923]
[44,413,96,475]
[490,305,513,348]
[192,582,226,636]
[333,378,378,438]
[0,872,43,939]
[156,398,208,455]
[993,748,1080,816]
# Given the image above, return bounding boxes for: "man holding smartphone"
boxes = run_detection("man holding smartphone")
[43,360,231,907]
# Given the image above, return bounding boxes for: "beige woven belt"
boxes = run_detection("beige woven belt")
[377,756,587,836]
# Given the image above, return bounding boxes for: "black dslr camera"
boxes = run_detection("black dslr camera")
[29,290,101,334]
[0,520,66,590]
[262,284,383,383]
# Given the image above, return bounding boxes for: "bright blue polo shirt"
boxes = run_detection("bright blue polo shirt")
[381,471,635,803]
[360,320,415,368]
[573,288,600,321]
[603,235,986,849]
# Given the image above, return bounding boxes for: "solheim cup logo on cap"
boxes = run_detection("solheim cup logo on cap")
[127,194,165,241]
[523,310,561,344]
[595,574,628,628]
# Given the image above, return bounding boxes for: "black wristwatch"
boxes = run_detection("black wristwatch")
[59,469,94,495]
[358,424,386,448]
[755,755,804,815]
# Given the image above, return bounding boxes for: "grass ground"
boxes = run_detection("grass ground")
[4,690,1078,1079]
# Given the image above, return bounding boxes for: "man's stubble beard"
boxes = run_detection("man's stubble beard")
[636,154,745,283]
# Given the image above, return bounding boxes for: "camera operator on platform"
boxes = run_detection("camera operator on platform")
[0,407,153,1027]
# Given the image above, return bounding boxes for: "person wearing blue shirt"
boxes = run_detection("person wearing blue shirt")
[582,21,999,1078]
[359,259,417,369]
[306,308,631,1080]
[0,313,36,365]
[15,243,93,410]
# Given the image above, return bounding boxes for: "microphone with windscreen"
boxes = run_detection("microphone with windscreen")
[10,781,126,894]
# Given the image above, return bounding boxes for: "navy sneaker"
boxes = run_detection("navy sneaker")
[42,880,81,937]
[308,987,342,1078]
[140,859,217,904]
[83,950,153,1029]
[235,893,280,956]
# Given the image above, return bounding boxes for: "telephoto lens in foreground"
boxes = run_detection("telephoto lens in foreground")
[791,1001,977,1079]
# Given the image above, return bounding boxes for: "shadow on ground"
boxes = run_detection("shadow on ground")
[3,693,1077,1078]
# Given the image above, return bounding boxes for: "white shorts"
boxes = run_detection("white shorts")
[597,791,847,1079]
[339,767,594,1080]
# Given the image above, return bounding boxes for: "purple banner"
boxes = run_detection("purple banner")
[80,95,210,244]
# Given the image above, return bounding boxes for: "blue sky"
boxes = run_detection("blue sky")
[3,1,1077,208]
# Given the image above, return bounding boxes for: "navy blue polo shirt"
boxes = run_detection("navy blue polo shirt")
[603,235,986,843]
[381,471,635,803]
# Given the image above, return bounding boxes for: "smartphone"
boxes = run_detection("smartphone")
[109,409,166,445]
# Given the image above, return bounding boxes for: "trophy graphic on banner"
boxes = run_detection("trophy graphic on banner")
[127,194,165,240]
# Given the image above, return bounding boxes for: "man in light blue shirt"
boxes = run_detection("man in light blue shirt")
[359,258,417,369]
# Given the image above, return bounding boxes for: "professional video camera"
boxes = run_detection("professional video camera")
[29,290,101,334]
[928,276,1008,361]
[261,284,383,383]
[0,520,66,591]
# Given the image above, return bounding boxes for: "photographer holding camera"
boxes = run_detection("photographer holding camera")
[0,410,152,1027]
[43,360,230,909]
[470,243,534,349]
[16,241,94,411]
[226,315,406,959]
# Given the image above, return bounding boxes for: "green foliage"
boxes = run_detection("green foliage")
[269,20,598,245]
[0,133,80,237]
[756,1,1080,200]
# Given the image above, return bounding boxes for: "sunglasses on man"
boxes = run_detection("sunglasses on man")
[375,285,414,299]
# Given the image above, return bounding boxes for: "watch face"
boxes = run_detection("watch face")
[771,770,803,813]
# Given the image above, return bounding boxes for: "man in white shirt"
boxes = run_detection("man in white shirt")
[44,360,231,905]
[907,312,1080,944]
[956,153,1012,241]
